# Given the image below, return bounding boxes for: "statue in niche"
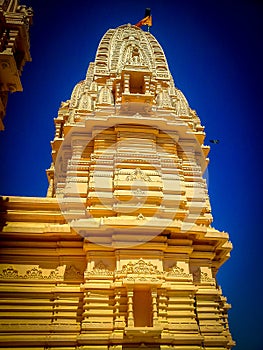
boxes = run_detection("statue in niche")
[131,46,141,64]
[124,45,142,66]
[79,94,92,111]
[97,86,114,105]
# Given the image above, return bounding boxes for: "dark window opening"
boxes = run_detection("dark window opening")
[133,289,153,327]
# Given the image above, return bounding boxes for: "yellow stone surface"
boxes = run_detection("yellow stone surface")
[0,23,234,349]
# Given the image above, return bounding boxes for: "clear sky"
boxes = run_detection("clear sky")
[0,1,263,349]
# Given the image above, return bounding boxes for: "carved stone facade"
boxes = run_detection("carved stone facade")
[0,0,33,129]
[0,24,234,349]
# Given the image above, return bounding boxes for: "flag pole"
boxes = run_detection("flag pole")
[135,8,152,31]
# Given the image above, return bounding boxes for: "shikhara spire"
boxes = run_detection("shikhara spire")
[0,24,234,349]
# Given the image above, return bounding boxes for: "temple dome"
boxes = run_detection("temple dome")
[93,24,170,80]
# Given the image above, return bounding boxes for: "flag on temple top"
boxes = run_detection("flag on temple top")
[135,8,152,27]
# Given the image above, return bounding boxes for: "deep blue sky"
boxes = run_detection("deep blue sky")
[0,1,263,349]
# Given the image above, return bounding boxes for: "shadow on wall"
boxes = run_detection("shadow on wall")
[0,196,9,231]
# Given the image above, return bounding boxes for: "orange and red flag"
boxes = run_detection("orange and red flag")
[135,8,152,28]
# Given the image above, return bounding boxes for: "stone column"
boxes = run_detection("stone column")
[123,74,130,94]
[46,176,54,197]
[127,289,134,327]
[144,75,151,94]
[151,289,158,326]
[114,288,126,329]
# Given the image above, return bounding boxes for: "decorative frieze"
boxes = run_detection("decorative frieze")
[85,261,113,278]
[119,258,159,275]
[64,265,84,281]
[0,265,66,281]
[165,265,193,280]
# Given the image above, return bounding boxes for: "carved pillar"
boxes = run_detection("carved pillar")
[114,288,126,330]
[46,176,54,197]
[123,74,130,94]
[151,289,158,326]
[127,289,134,327]
[115,82,121,103]
[46,162,55,198]
[54,120,61,138]
[150,78,157,97]
[158,289,168,328]
[114,288,121,327]
[144,75,150,94]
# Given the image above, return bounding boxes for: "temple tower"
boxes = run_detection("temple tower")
[0,0,33,130]
[0,24,234,349]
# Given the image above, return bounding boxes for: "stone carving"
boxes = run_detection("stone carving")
[117,259,162,283]
[25,267,46,279]
[191,266,200,283]
[64,265,83,281]
[126,168,151,182]
[0,265,65,280]
[85,261,113,277]
[0,0,33,128]
[175,88,190,116]
[17,5,34,23]
[0,60,10,70]
[133,188,146,198]
[79,94,93,111]
[120,258,159,275]
[157,90,173,109]
[97,85,114,105]
[89,81,98,92]
[0,266,18,279]
[94,25,171,76]
[137,213,145,220]
[60,100,70,108]
[166,265,192,279]
[70,81,84,108]
[200,271,216,284]
[123,44,143,66]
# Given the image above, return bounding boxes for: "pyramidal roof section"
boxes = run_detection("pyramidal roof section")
[93,24,170,80]
[64,24,203,129]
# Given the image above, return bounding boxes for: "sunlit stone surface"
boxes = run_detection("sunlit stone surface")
[0,23,234,349]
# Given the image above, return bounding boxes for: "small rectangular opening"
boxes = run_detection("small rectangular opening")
[133,289,152,327]
[129,74,144,94]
